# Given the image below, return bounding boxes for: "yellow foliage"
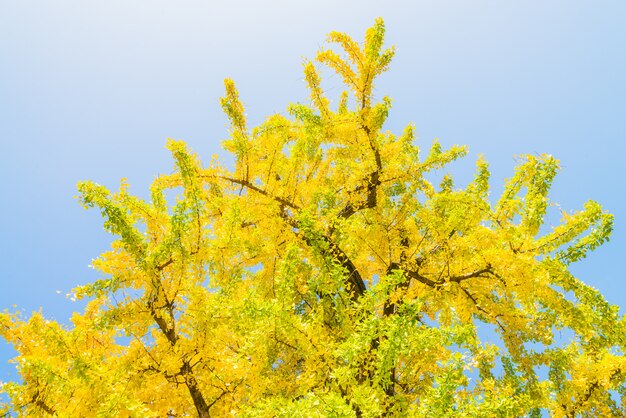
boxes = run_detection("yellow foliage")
[1,19,624,417]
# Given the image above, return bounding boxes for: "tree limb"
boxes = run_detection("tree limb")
[449,265,493,284]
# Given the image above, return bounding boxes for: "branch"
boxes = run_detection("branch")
[31,390,56,416]
[458,286,506,332]
[564,368,623,418]
[218,175,300,211]
[334,112,383,222]
[283,214,366,301]
[335,167,381,221]
[448,265,493,284]
[383,235,411,316]
[179,360,211,418]
[218,175,367,301]
[405,270,437,288]
[146,280,179,346]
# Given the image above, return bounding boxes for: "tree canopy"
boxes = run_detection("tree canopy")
[1,19,625,417]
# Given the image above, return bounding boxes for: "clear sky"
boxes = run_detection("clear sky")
[1,1,625,383]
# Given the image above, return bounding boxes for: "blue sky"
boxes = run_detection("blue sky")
[1,1,625,383]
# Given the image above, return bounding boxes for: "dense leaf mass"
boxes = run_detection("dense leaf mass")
[2,19,624,417]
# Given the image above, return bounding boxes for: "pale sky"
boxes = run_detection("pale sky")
[1,1,625,383]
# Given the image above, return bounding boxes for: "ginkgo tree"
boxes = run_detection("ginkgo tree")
[2,19,625,417]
